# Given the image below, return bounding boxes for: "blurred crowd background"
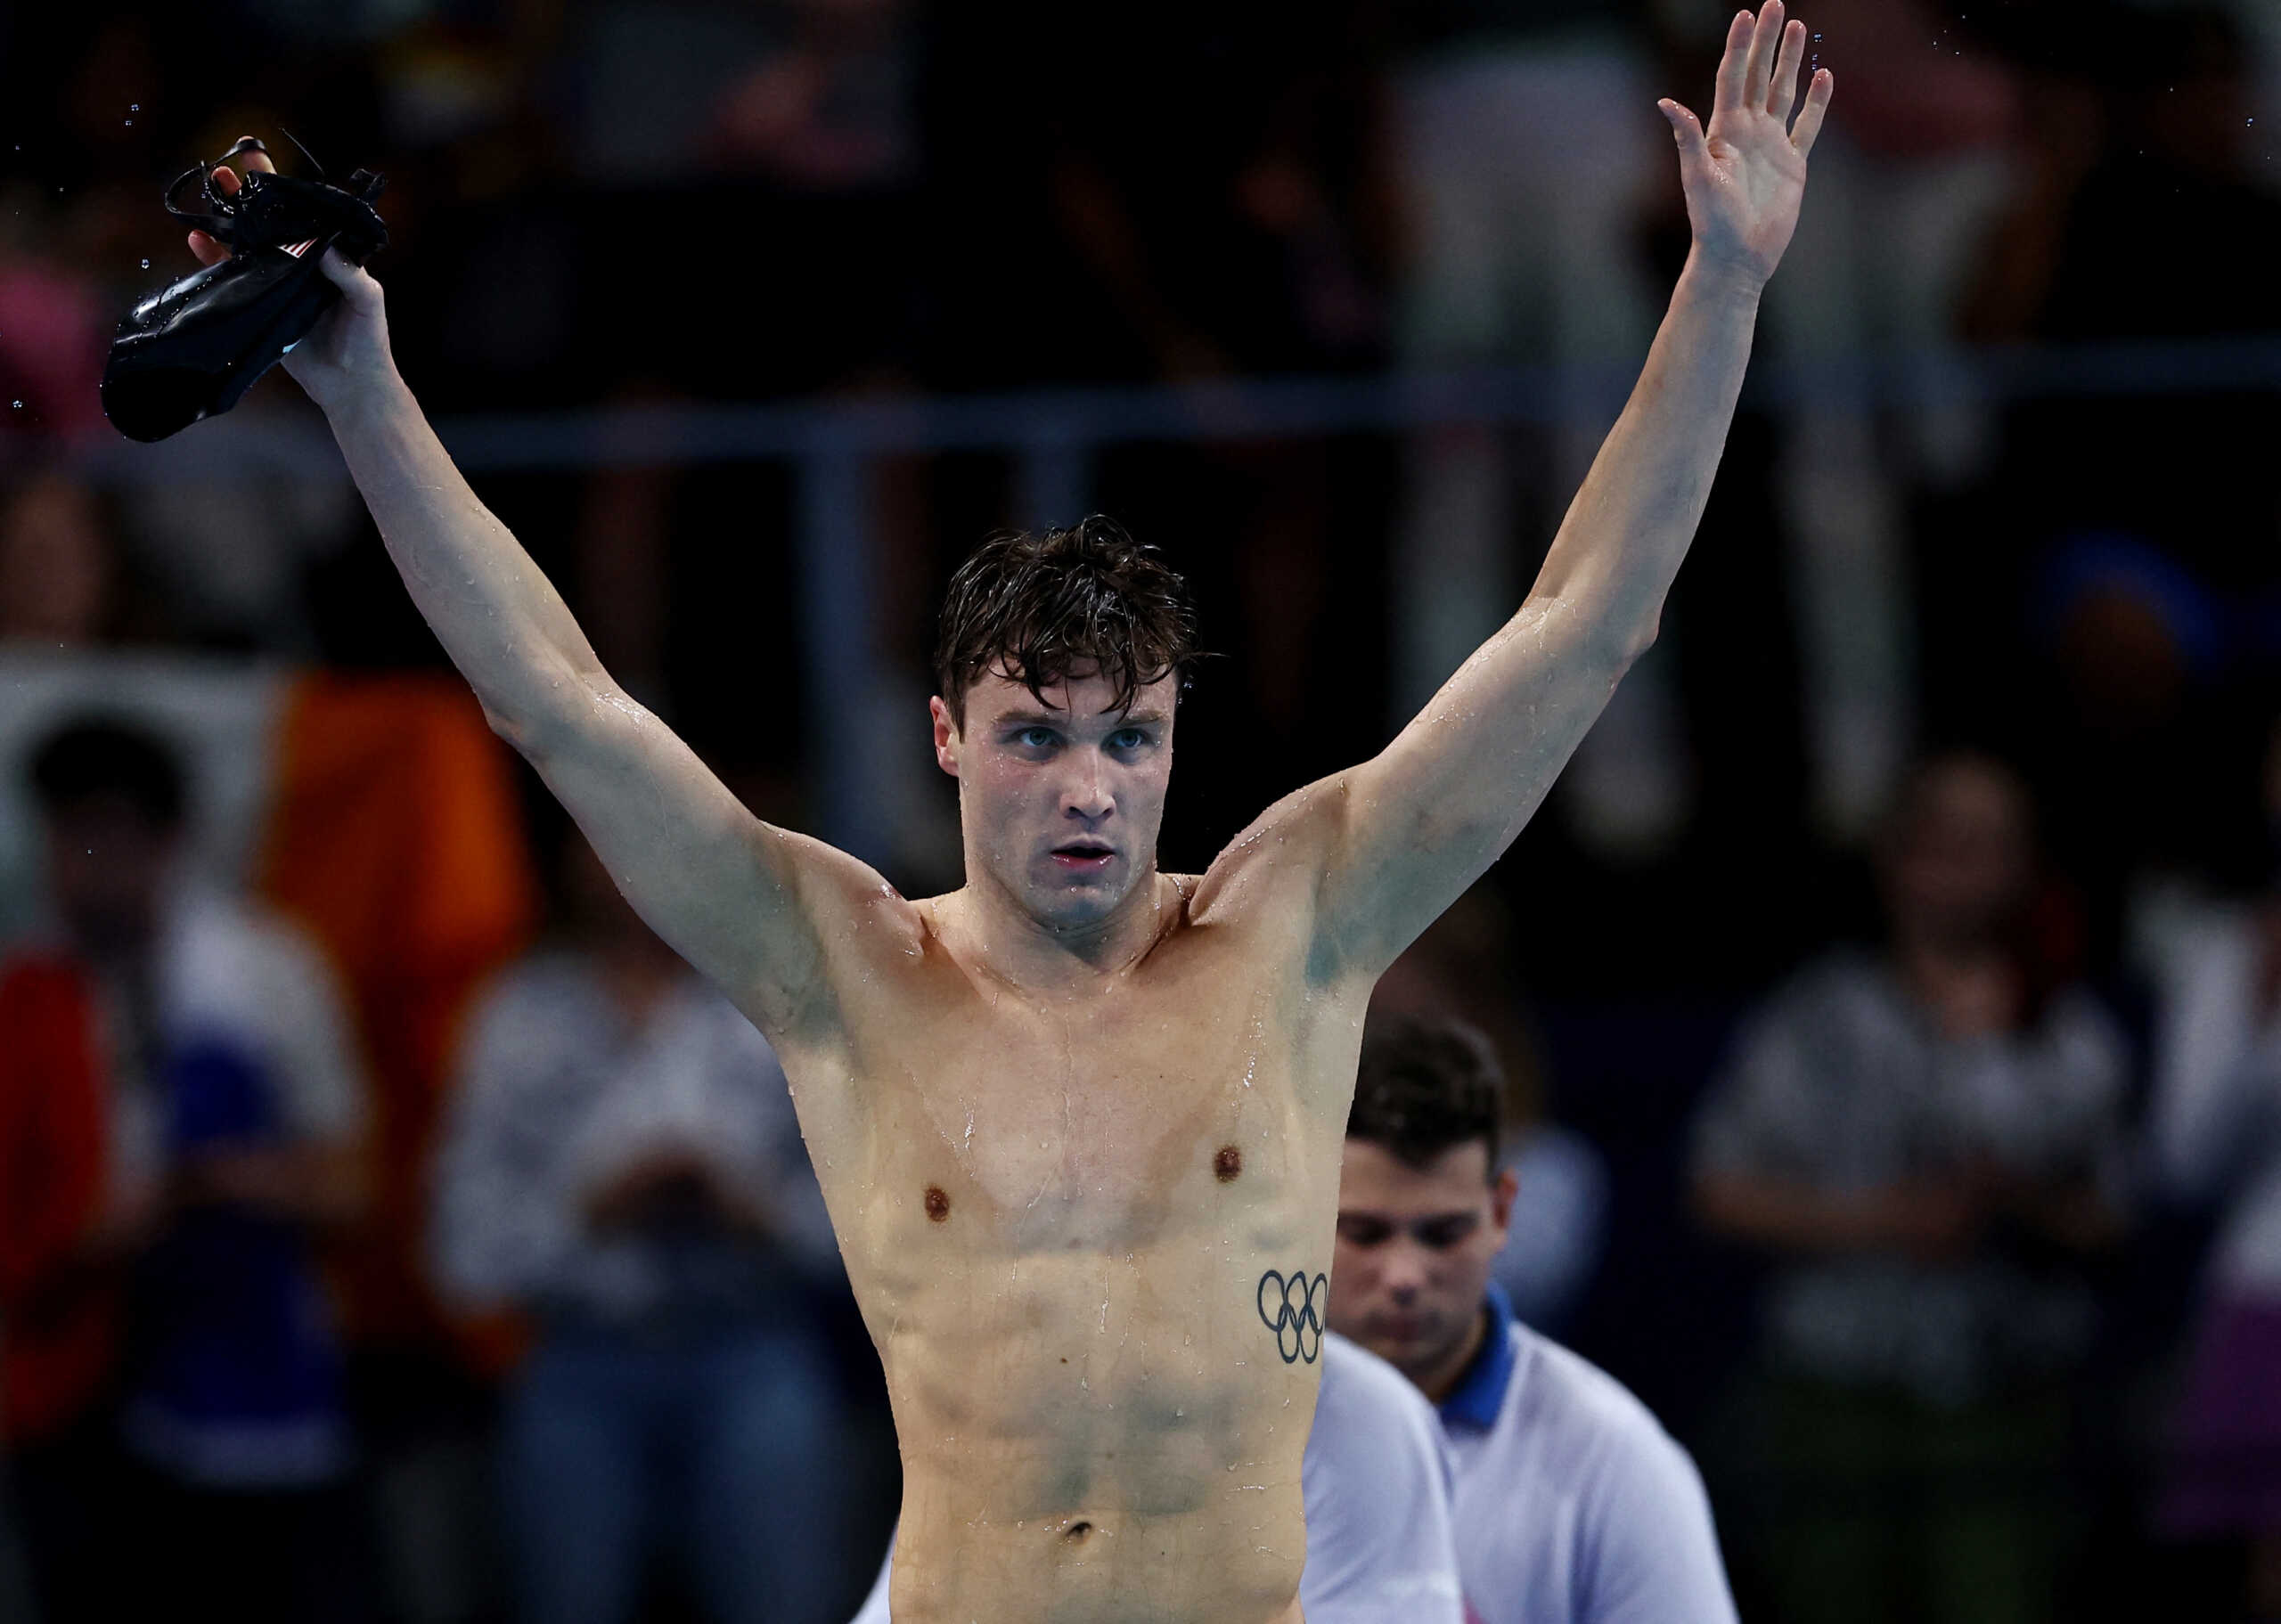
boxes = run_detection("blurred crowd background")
[4,0,2281,1620]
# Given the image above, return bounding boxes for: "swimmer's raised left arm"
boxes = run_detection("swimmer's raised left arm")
[1294,2,1835,978]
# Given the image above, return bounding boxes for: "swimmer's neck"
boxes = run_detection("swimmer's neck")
[932,866,1185,996]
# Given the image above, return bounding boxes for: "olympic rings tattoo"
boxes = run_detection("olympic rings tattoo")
[1255,1269,1329,1365]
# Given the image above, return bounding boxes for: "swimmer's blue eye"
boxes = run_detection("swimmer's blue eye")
[1108,728,1149,752]
[1011,726,1058,751]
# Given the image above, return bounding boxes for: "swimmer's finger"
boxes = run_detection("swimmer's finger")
[1713,10,1754,116]
[186,228,229,267]
[1791,68,1835,156]
[1770,18,1807,115]
[208,142,274,199]
[315,245,371,298]
[1744,1,1786,106]
[1659,99,1708,166]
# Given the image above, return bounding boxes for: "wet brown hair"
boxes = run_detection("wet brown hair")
[1348,1016,1506,1176]
[934,515,1202,730]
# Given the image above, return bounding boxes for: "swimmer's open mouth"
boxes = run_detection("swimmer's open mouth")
[1051,841,1116,870]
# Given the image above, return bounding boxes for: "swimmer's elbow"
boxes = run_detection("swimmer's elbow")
[1618,608,1662,665]
[1571,599,1659,671]
[482,659,628,767]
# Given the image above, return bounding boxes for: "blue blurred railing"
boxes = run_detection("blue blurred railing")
[74,334,2281,861]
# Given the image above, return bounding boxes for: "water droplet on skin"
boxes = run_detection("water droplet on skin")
[140,257,150,268]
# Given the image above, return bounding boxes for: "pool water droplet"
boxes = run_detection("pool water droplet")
[130,103,140,111]
[10,402,20,410]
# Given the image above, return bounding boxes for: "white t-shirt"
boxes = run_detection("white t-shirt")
[1439,1298,1737,1624]
[846,1332,1467,1624]
[2146,905,2281,1296]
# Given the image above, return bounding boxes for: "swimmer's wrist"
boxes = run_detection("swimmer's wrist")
[312,361,413,427]
[1677,248,1770,310]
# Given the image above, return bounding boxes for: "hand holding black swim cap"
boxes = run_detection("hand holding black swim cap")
[100,135,388,443]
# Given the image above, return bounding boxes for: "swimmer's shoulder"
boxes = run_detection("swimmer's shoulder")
[1185,779,1350,925]
[739,834,929,1030]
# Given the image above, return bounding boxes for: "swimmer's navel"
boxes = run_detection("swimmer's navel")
[923,1185,950,1221]
[1064,1521,1092,1542]
[1214,1145,1242,1183]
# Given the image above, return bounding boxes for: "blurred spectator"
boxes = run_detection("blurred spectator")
[248,672,536,1624]
[0,856,121,1623]
[1968,7,2281,951]
[0,476,118,647]
[557,1,921,406]
[1383,1,1689,858]
[1753,0,2023,839]
[1030,2,1384,382]
[2146,714,2281,1619]
[1371,884,1609,1334]
[0,196,108,445]
[570,0,910,190]
[1335,1014,1740,1623]
[707,0,916,192]
[430,834,849,1624]
[108,393,363,654]
[1690,751,2129,1624]
[3,715,371,1623]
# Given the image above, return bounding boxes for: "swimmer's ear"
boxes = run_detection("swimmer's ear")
[929,695,961,778]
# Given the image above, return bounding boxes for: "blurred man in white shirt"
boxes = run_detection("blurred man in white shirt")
[1333,1016,1737,1624]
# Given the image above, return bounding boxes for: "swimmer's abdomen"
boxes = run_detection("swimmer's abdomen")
[855,1091,1331,1623]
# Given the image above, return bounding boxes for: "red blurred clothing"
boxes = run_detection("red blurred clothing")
[258,673,536,1355]
[0,956,118,1443]
[0,257,107,442]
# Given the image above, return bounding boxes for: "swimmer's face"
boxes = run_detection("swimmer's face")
[1329,1137,1515,1401]
[932,666,1175,932]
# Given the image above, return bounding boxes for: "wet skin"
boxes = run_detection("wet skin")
[766,671,1359,1624]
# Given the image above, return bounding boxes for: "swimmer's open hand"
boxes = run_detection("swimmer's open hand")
[185,142,397,412]
[1659,2,1834,289]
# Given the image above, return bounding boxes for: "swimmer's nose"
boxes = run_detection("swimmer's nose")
[1060,762,1115,823]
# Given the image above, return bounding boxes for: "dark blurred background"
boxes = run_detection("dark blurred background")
[3,0,2280,1620]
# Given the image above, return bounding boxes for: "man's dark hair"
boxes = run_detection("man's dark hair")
[1348,1016,1506,1174]
[28,716,185,829]
[934,515,1202,728]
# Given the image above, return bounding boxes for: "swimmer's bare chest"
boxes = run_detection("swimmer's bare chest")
[781,887,1360,1623]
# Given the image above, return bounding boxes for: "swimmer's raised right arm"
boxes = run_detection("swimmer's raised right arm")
[186,155,887,1041]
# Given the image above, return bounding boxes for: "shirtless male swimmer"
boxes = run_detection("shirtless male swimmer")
[182,11,1832,1621]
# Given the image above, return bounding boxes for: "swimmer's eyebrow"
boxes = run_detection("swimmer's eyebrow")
[996,706,1170,728]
